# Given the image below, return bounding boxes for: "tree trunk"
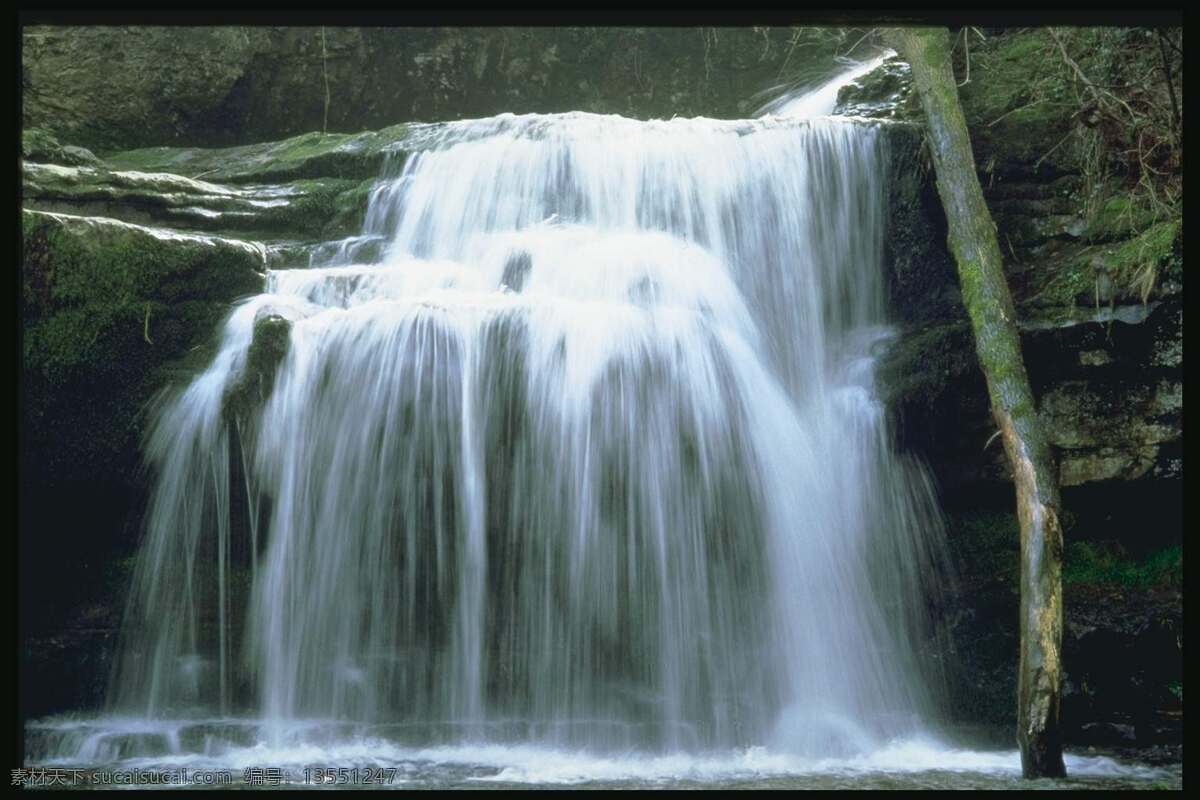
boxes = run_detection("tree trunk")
[885,26,1067,778]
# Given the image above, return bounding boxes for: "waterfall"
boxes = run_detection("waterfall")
[104,109,949,757]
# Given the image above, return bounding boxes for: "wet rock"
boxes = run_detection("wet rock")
[834,55,919,120]
[882,298,1183,492]
[879,122,961,324]
[223,314,292,421]
[23,146,383,242]
[881,29,1183,497]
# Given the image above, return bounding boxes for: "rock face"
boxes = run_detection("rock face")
[18,129,397,719]
[877,28,1183,496]
[870,28,1182,740]
[834,55,919,120]
[23,26,856,151]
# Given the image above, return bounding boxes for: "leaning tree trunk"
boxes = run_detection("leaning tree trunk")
[885,26,1067,778]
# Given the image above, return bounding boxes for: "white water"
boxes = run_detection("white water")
[26,716,1170,787]
[756,50,896,119]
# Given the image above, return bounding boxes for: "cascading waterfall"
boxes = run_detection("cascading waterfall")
[99,110,950,759]
[0,77,1006,785]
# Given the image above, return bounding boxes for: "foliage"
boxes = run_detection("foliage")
[946,512,1182,591]
[1062,541,1182,589]
[963,27,1183,300]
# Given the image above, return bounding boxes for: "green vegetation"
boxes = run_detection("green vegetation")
[1105,219,1183,300]
[947,512,1183,592]
[22,210,264,487]
[23,211,264,384]
[1030,217,1182,306]
[1085,193,1160,243]
[1063,541,1182,589]
[952,27,1183,316]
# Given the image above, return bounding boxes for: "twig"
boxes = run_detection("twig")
[1160,29,1182,58]
[1034,129,1076,170]
[776,28,802,79]
[1048,27,1137,123]
[988,99,1045,127]
[841,27,876,59]
[1005,233,1021,264]
[958,27,971,87]
[1156,29,1182,140]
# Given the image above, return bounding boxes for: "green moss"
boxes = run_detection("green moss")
[22,210,264,485]
[327,178,378,237]
[1026,218,1180,307]
[995,33,1051,64]
[1033,250,1098,307]
[223,314,291,420]
[1032,218,1184,306]
[877,321,976,408]
[1103,219,1182,292]
[1085,193,1160,243]
[104,124,410,184]
[1063,542,1182,589]
[22,126,62,160]
[956,30,1075,176]
[22,127,101,166]
[254,178,362,238]
[25,162,374,241]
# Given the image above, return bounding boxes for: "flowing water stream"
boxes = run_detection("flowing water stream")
[24,60,1178,790]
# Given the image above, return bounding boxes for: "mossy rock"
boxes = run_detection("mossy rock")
[24,161,372,241]
[1027,219,1182,307]
[103,125,413,185]
[223,314,292,421]
[21,208,271,641]
[22,127,101,166]
[834,55,919,120]
[876,320,978,410]
[24,27,861,151]
[22,209,265,484]
[1084,192,1162,244]
[326,177,379,237]
[937,505,1183,731]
